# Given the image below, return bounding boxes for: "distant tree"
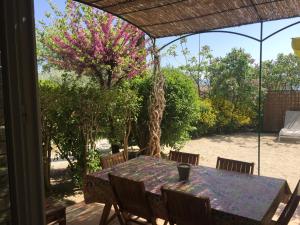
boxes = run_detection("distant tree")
[37,0,147,89]
[262,53,300,91]
[209,48,257,131]
[167,38,212,97]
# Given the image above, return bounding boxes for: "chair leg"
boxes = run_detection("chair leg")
[59,209,66,225]
[113,204,125,225]
[59,217,66,225]
[121,212,131,225]
[99,203,113,225]
[151,217,157,225]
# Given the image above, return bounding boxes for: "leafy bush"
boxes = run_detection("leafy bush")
[40,75,104,185]
[39,79,61,190]
[211,97,252,133]
[102,82,142,153]
[40,73,141,186]
[191,99,217,137]
[208,48,257,132]
[131,68,200,148]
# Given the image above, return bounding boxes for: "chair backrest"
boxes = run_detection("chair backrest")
[108,173,153,219]
[216,157,254,175]
[161,187,212,225]
[284,111,300,129]
[100,151,126,169]
[169,150,199,165]
[277,180,300,225]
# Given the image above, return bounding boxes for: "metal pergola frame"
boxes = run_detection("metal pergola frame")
[74,0,300,175]
[151,19,300,175]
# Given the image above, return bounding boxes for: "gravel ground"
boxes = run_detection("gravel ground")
[52,133,300,224]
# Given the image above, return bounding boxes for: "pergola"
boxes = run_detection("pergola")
[75,0,300,175]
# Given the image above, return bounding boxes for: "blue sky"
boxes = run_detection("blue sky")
[34,0,300,67]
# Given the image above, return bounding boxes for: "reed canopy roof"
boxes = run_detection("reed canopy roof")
[76,0,300,38]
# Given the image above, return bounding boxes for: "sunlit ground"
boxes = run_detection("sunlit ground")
[51,132,300,225]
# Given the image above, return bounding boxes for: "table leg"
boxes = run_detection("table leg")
[113,203,125,225]
[99,203,113,225]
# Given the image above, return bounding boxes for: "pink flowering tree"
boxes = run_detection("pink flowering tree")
[37,1,148,177]
[37,0,147,89]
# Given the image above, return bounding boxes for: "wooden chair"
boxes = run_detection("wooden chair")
[216,157,254,175]
[108,173,157,225]
[100,151,126,169]
[272,180,300,225]
[161,187,213,225]
[169,150,199,165]
[99,152,127,225]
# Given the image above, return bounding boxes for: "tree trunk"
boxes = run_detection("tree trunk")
[82,131,89,177]
[123,121,131,161]
[148,46,165,157]
[197,81,201,97]
[109,116,120,153]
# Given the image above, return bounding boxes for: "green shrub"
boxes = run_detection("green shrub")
[40,73,142,186]
[40,75,105,185]
[208,48,257,132]
[131,68,200,148]
[211,97,253,133]
[191,99,216,137]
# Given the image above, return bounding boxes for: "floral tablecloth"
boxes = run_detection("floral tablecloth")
[84,156,291,225]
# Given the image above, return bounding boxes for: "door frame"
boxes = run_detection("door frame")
[0,0,45,224]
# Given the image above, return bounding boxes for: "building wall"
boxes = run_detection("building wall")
[0,51,11,224]
[263,91,300,132]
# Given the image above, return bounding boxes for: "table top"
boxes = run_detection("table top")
[86,156,290,224]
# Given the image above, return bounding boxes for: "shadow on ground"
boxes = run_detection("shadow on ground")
[66,201,300,225]
[47,167,81,206]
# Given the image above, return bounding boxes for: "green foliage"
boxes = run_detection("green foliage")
[211,97,253,132]
[40,74,104,185]
[262,53,300,91]
[208,48,257,132]
[129,73,152,148]
[162,68,200,146]
[39,73,141,186]
[167,40,212,97]
[191,99,217,137]
[131,68,200,148]
[102,83,142,146]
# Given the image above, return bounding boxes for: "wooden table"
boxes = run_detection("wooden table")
[84,156,291,225]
